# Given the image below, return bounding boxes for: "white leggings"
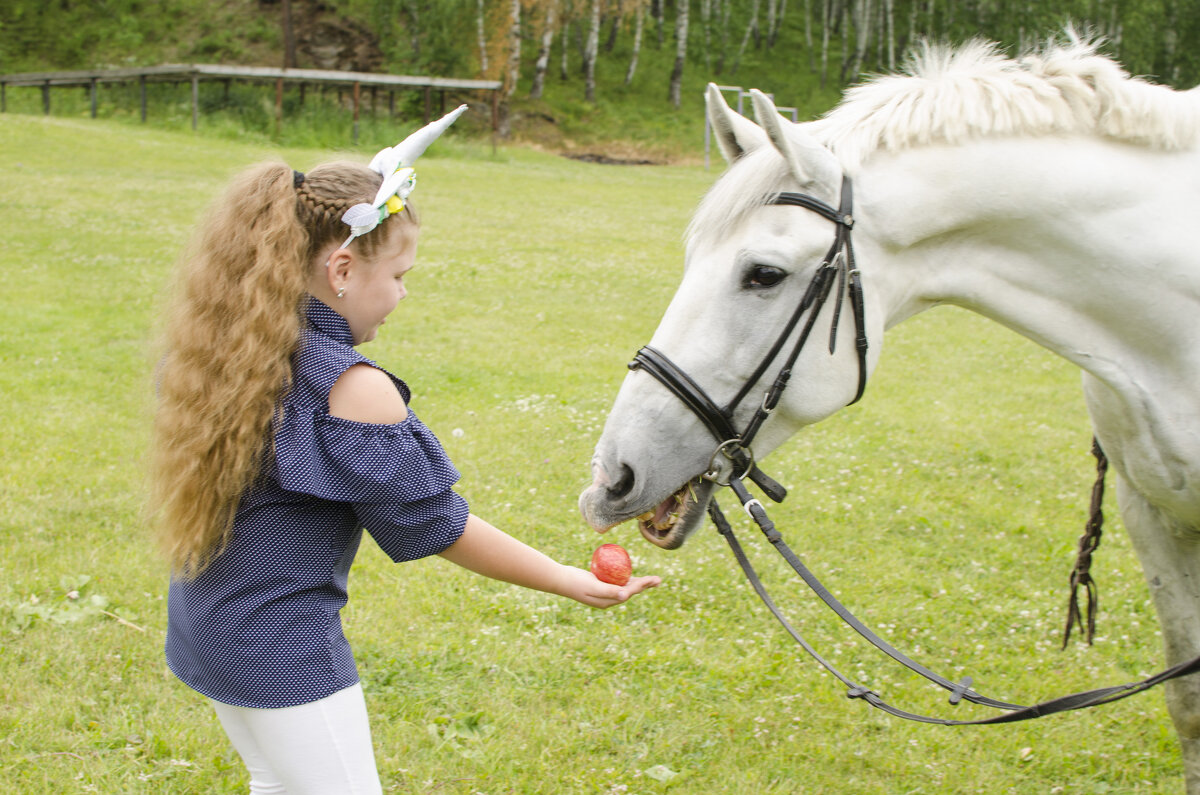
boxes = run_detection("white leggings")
[209,683,382,795]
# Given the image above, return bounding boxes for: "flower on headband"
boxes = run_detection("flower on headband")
[338,167,416,244]
[335,106,466,251]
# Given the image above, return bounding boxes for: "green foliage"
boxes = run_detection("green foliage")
[5,1,1200,160]
[0,113,1184,793]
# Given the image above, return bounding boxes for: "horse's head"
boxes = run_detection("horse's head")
[579,86,880,549]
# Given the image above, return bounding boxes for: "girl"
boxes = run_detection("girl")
[150,107,660,794]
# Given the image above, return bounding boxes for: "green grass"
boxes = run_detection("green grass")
[0,114,1181,794]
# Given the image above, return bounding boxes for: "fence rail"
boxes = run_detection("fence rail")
[0,64,503,139]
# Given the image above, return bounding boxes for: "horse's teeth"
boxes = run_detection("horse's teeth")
[652,514,680,531]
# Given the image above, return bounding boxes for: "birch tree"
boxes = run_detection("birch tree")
[530,0,558,98]
[883,0,894,72]
[477,0,489,75]
[583,0,601,101]
[733,0,762,74]
[668,0,689,107]
[625,0,646,84]
[715,0,732,73]
[505,0,522,96]
[805,0,814,69]
[560,3,571,79]
[845,0,872,82]
[820,0,830,87]
[604,1,623,52]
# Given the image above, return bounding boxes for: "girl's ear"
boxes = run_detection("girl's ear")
[326,248,354,294]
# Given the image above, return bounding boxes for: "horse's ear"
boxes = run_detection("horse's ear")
[748,89,840,193]
[706,83,767,163]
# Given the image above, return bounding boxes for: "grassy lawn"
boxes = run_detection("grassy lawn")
[0,114,1180,794]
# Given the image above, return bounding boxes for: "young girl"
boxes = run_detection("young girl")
[150,106,660,794]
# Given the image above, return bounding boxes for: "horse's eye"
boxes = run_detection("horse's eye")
[744,264,787,289]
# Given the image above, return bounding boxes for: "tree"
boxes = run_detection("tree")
[845,0,871,83]
[733,0,763,74]
[530,0,558,98]
[477,0,489,76]
[668,0,688,107]
[625,0,646,84]
[583,0,601,101]
[505,0,521,96]
[281,0,298,68]
[882,0,894,72]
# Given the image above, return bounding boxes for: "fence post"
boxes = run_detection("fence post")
[2,82,6,113]
[90,78,98,118]
[140,75,147,122]
[352,81,361,143]
[42,81,50,115]
[275,77,284,135]
[191,74,199,130]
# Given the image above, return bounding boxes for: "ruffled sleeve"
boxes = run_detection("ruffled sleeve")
[273,407,468,562]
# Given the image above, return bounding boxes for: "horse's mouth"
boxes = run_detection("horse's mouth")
[635,477,712,549]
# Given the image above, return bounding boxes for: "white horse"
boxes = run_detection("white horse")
[578,37,1200,789]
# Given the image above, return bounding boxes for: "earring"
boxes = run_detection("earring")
[337,287,346,299]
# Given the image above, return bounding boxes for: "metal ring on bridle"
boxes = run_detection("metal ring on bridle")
[703,439,755,486]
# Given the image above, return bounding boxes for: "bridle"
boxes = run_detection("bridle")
[630,176,867,494]
[626,175,1200,724]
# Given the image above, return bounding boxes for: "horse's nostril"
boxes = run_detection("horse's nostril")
[607,463,636,500]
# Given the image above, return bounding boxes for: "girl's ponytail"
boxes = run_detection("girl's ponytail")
[151,163,311,578]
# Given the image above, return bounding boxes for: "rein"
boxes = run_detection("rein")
[628,176,1200,724]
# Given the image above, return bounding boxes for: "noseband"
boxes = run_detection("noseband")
[629,175,868,486]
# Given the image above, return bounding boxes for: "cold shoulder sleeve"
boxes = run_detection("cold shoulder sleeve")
[273,407,468,562]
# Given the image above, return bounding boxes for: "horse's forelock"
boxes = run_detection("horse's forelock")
[687,148,793,248]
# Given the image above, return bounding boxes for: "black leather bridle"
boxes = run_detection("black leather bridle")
[625,176,1200,724]
[629,176,867,492]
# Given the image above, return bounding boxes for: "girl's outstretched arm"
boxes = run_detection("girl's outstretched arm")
[439,514,661,608]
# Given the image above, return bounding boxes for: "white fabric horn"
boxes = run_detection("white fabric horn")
[336,104,469,250]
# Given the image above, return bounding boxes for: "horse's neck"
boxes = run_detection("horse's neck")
[864,136,1200,520]
[866,137,1200,381]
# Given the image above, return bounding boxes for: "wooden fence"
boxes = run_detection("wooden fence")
[0,64,503,140]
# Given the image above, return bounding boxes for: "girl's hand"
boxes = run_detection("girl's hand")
[440,515,662,607]
[558,565,662,608]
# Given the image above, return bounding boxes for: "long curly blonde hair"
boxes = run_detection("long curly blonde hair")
[151,160,416,578]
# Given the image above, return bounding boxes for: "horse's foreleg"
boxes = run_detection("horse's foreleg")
[1117,478,1200,794]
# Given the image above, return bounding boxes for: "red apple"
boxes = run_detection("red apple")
[590,543,632,586]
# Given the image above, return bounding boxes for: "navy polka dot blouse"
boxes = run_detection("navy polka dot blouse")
[165,297,469,708]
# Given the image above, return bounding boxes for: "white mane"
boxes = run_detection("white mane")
[689,36,1200,244]
[815,36,1200,170]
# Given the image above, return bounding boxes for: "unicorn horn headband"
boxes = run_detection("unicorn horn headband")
[337,103,469,250]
